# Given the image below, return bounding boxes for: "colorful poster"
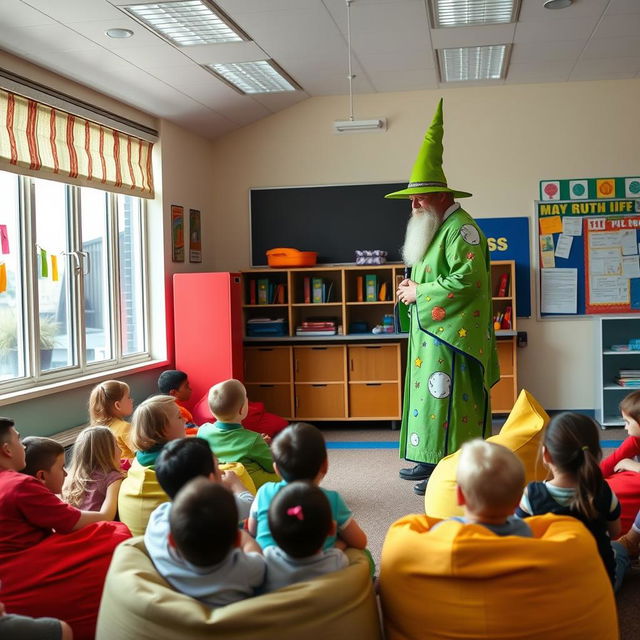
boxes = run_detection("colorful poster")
[540,180,560,201]
[189,208,202,263]
[171,205,184,262]
[569,180,588,200]
[584,216,640,313]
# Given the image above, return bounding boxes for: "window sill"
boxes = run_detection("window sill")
[0,358,170,406]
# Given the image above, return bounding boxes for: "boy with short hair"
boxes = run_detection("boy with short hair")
[150,478,265,607]
[198,379,279,488]
[157,369,196,432]
[446,439,531,537]
[248,422,368,551]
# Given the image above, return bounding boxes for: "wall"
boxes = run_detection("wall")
[0,55,215,436]
[208,79,640,411]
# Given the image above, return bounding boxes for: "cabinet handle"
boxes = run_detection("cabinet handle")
[312,384,327,388]
[365,346,382,350]
[258,348,274,352]
[311,347,328,351]
[259,385,275,388]
[294,359,299,373]
[349,359,354,371]
[365,383,382,386]
[295,396,299,409]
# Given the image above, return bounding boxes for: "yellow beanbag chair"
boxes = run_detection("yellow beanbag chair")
[118,459,169,537]
[218,462,257,495]
[379,513,617,640]
[96,537,382,640]
[424,388,548,518]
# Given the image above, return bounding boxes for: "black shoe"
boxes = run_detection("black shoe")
[413,478,429,496]
[399,463,435,481]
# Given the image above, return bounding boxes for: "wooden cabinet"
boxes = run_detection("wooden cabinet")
[241,261,519,419]
[490,260,518,413]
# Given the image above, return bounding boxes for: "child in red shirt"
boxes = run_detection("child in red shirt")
[0,420,130,640]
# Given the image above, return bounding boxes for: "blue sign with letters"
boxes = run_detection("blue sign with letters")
[477,217,531,317]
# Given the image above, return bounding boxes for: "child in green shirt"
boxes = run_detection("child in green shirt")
[198,379,279,489]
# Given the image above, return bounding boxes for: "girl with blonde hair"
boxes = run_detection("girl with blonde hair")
[88,380,134,463]
[62,426,123,520]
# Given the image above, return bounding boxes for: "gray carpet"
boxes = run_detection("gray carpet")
[320,424,640,640]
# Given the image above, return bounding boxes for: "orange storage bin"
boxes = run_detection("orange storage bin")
[266,248,317,268]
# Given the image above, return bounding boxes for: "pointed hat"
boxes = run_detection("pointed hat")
[385,98,471,199]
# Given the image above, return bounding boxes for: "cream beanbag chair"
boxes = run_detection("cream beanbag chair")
[379,513,617,640]
[424,388,548,518]
[96,537,382,640]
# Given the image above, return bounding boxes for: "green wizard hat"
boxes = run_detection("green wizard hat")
[385,99,471,199]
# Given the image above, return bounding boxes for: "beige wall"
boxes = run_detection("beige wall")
[208,79,640,411]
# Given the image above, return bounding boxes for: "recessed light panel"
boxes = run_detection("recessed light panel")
[205,61,299,94]
[438,45,509,82]
[431,0,520,27]
[123,1,247,46]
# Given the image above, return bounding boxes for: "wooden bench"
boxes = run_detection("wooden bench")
[49,424,86,448]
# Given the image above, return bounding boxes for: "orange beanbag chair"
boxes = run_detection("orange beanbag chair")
[424,389,548,518]
[379,513,617,640]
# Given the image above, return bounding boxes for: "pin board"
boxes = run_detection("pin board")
[537,177,640,317]
[250,182,531,316]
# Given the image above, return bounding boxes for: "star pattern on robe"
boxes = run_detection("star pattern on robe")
[458,328,467,338]
[414,357,422,368]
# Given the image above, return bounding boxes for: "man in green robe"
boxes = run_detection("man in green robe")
[386,100,500,495]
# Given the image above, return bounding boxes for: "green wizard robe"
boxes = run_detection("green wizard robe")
[400,206,500,465]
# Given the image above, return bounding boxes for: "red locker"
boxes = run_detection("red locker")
[173,272,244,409]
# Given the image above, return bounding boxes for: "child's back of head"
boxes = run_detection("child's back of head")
[268,481,332,558]
[271,422,327,482]
[544,412,603,520]
[89,380,130,425]
[130,394,182,452]
[457,439,525,519]
[207,379,246,422]
[155,437,216,499]
[62,426,120,507]
[170,478,238,567]
[22,436,64,478]
[158,370,189,397]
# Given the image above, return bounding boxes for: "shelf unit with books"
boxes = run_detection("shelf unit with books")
[596,316,640,428]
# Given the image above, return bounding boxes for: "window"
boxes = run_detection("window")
[0,170,150,391]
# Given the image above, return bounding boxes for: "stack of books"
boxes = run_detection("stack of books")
[246,317,287,337]
[616,369,640,388]
[295,319,337,336]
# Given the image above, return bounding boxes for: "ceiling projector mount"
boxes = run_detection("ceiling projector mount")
[333,0,386,134]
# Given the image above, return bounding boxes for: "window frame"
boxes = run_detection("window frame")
[0,171,153,396]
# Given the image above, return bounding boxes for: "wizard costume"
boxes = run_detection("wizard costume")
[386,100,499,465]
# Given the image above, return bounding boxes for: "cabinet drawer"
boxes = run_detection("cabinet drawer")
[491,376,516,413]
[244,346,291,383]
[293,346,345,382]
[246,384,292,418]
[496,340,514,376]
[295,384,345,419]
[349,383,400,418]
[348,344,399,382]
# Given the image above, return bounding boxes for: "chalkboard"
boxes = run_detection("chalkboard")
[250,182,409,265]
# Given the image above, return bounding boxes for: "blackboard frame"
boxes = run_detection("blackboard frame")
[249,182,410,266]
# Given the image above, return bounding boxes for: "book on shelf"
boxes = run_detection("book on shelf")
[295,329,337,336]
[249,280,256,305]
[365,274,377,302]
[312,277,324,303]
[356,276,364,302]
[497,273,509,297]
[257,278,269,305]
[378,282,387,301]
[273,283,285,304]
[616,379,640,387]
[303,277,311,303]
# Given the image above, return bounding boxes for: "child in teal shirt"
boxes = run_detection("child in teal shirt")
[198,379,279,489]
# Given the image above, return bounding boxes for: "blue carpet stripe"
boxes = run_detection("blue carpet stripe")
[326,440,623,450]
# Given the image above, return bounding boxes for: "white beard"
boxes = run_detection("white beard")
[401,207,441,266]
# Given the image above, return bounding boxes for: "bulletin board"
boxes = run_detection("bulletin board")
[537,176,640,316]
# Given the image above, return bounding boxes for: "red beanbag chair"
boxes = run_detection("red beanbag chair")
[191,395,288,438]
[0,521,131,640]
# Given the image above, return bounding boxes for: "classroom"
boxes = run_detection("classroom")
[1,1,639,639]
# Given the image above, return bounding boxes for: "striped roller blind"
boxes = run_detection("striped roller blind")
[0,88,154,198]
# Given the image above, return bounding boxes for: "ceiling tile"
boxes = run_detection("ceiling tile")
[592,13,640,39]
[514,17,600,43]
[510,39,586,63]
[369,68,439,92]
[0,1,56,27]
[506,60,573,83]
[571,56,640,75]
[251,91,307,112]
[358,50,436,72]
[0,22,93,55]
[581,36,640,59]
[181,41,267,65]
[518,0,610,21]
[605,0,640,14]
[24,0,124,21]
[63,17,166,49]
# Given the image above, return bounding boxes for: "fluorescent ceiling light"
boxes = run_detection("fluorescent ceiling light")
[122,1,248,46]
[430,0,520,28]
[437,44,510,82]
[205,60,300,94]
[333,119,387,134]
